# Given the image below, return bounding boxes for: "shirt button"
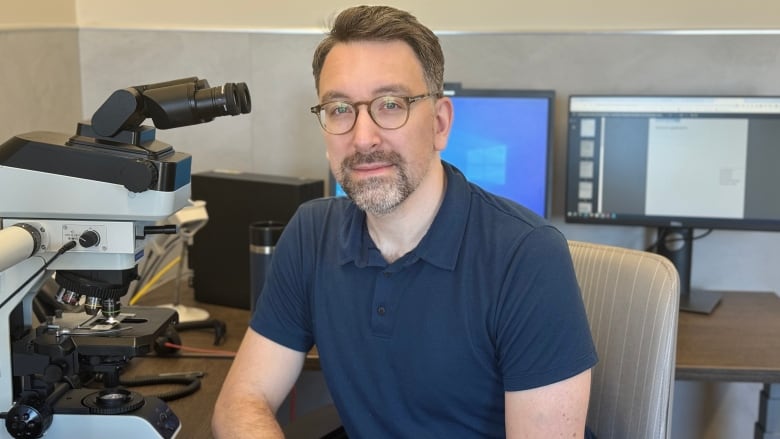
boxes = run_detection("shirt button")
[377,306,386,316]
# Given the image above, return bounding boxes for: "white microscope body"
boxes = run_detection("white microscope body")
[0,77,250,439]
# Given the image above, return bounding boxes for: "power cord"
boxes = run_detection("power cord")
[119,371,204,402]
[175,319,227,345]
[645,228,713,252]
[0,240,77,310]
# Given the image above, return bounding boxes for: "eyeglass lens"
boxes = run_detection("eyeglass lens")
[318,96,411,134]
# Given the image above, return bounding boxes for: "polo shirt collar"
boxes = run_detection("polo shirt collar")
[337,161,469,271]
[412,161,468,270]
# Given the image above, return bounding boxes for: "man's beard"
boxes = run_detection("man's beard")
[338,151,414,216]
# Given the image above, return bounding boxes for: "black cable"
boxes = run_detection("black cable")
[132,237,170,292]
[140,236,179,281]
[119,372,203,402]
[175,319,227,346]
[134,237,169,286]
[0,241,77,310]
[139,235,179,280]
[645,228,713,252]
[128,234,180,299]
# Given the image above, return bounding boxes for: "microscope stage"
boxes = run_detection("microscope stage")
[38,306,178,358]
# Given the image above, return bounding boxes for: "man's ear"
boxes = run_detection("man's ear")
[433,97,454,152]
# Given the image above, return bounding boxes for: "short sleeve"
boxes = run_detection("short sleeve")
[495,226,598,390]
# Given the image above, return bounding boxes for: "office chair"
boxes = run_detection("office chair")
[568,240,680,439]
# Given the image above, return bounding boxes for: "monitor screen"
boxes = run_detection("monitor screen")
[565,95,780,231]
[330,86,555,218]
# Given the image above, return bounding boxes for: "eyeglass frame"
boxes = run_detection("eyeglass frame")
[309,91,442,135]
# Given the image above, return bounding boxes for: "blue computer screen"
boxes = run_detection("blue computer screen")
[331,87,554,218]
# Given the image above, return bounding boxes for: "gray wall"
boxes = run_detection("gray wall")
[78,29,780,287]
[33,28,780,438]
[78,30,324,180]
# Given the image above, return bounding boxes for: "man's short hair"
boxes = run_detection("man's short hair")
[312,5,445,95]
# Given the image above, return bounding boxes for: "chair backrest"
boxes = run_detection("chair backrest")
[568,240,679,439]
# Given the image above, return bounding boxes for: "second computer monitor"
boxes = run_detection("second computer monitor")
[564,95,780,230]
[330,85,555,218]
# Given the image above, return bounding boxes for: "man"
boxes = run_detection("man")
[213,5,597,438]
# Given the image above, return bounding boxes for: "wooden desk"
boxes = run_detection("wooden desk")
[676,291,780,382]
[125,281,324,438]
[676,291,780,438]
[301,292,780,381]
[126,288,780,438]
[125,285,251,439]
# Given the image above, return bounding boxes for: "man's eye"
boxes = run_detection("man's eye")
[377,98,405,111]
[328,104,352,116]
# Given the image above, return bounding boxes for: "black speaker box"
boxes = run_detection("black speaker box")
[189,170,323,309]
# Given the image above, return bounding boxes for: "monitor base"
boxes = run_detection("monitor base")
[680,289,723,314]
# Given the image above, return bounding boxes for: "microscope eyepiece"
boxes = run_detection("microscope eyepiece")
[90,77,252,137]
[142,80,251,130]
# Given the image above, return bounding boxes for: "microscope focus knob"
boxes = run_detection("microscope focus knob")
[121,159,158,193]
[3,396,53,439]
[78,230,101,248]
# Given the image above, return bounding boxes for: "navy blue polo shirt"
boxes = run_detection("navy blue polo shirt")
[252,161,597,438]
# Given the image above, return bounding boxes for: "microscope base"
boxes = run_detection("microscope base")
[48,388,181,439]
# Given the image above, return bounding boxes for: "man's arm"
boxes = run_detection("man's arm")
[505,369,592,439]
[212,328,306,439]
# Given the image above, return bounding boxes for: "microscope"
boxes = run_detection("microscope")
[0,77,251,438]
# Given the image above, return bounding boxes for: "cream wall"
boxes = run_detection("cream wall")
[74,0,780,32]
[7,0,772,32]
[3,2,76,29]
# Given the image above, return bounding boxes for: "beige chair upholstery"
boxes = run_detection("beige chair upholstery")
[568,240,680,439]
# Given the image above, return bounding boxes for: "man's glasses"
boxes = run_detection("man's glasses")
[310,92,440,135]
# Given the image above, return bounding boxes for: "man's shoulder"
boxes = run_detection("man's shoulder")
[466,184,549,231]
[289,196,357,241]
[296,196,353,217]
[443,160,548,230]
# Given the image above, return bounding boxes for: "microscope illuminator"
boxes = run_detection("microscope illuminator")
[0,225,42,274]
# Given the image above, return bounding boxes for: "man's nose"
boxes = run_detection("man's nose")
[352,106,380,151]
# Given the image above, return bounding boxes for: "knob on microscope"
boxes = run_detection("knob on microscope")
[78,230,100,248]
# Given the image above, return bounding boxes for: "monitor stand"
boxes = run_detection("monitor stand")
[656,227,722,314]
[679,288,722,314]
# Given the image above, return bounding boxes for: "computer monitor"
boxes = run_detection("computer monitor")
[564,95,780,312]
[330,85,555,218]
